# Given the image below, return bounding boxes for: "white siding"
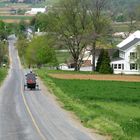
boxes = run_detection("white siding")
[111,42,140,74]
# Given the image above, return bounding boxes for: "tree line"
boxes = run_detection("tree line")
[0,21,9,67]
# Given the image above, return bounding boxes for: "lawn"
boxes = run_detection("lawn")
[37,69,140,140]
[0,68,7,85]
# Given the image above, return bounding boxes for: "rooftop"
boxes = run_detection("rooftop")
[117,30,140,48]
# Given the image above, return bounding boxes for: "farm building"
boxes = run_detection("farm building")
[25,7,47,15]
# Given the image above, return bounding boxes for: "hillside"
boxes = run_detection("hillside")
[108,0,140,12]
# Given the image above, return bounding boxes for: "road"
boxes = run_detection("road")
[0,36,104,140]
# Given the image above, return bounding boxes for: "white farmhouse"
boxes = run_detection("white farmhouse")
[111,30,140,74]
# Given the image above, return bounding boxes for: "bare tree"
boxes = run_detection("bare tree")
[88,0,111,71]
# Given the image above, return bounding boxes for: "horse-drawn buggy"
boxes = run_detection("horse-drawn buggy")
[24,71,39,90]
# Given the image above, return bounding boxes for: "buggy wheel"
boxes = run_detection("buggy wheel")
[36,84,39,90]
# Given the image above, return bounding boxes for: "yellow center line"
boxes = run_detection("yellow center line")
[20,85,46,140]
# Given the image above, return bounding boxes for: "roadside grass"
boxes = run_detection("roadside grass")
[0,68,7,85]
[37,68,140,140]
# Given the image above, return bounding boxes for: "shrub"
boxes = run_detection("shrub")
[96,49,104,72]
[99,49,113,74]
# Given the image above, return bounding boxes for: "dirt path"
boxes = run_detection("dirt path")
[49,74,140,82]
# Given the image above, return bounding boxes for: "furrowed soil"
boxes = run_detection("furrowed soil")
[49,74,140,82]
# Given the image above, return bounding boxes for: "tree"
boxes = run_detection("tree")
[96,49,104,72]
[47,0,91,71]
[16,35,28,65]
[17,20,27,35]
[0,41,8,66]
[25,35,57,67]
[99,49,113,74]
[87,0,111,71]
[30,13,49,31]
[0,20,7,40]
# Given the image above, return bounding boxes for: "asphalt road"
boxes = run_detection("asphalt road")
[0,36,104,140]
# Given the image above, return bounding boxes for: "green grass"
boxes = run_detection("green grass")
[56,51,71,64]
[0,1,29,7]
[112,22,140,32]
[0,68,7,85]
[37,69,140,140]
[0,16,33,20]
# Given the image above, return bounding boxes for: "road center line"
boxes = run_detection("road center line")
[20,79,46,140]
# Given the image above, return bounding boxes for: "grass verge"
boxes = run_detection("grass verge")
[0,68,7,85]
[37,68,140,140]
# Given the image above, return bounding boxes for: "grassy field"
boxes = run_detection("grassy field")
[0,15,32,20]
[56,51,71,64]
[0,68,7,85]
[37,69,140,140]
[0,1,31,7]
[112,22,140,32]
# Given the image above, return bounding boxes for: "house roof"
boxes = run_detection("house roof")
[120,38,140,51]
[83,48,118,59]
[117,30,140,48]
[95,48,118,58]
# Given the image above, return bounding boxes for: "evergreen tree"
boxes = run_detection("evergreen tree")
[99,50,113,74]
[96,49,104,72]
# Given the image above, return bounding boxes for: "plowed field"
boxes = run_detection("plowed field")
[49,74,140,82]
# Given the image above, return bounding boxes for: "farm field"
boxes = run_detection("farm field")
[49,73,140,82]
[0,1,33,23]
[0,15,33,23]
[112,22,140,32]
[56,51,71,64]
[37,69,140,140]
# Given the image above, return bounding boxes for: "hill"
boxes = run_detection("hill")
[108,0,140,12]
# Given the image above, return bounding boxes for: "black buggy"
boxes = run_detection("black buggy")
[24,71,39,90]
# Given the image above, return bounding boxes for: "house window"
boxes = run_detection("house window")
[130,52,137,59]
[114,64,117,69]
[118,64,121,69]
[130,63,137,70]
[122,64,124,70]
